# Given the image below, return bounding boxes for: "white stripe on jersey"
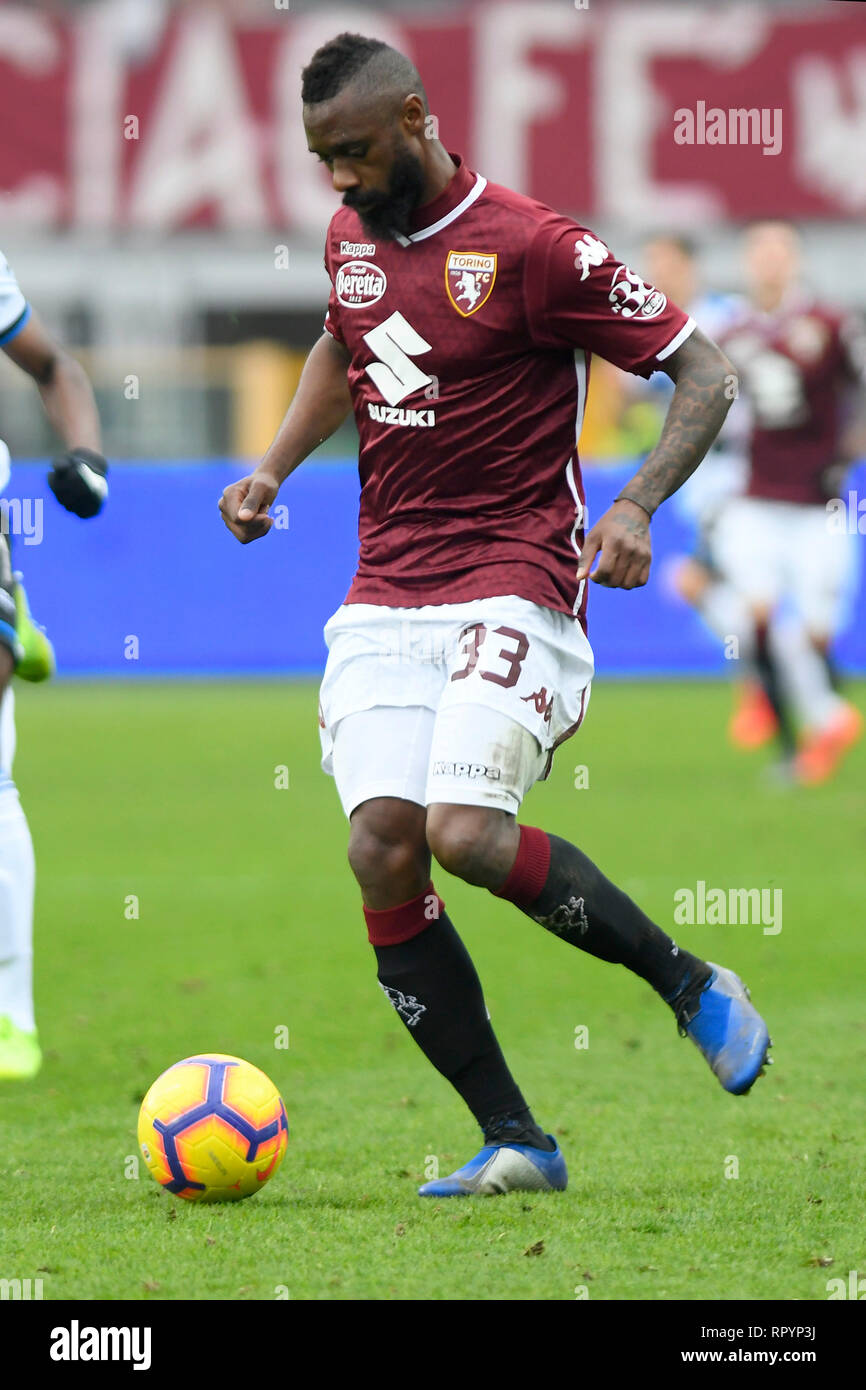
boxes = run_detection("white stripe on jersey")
[656,315,696,361]
[574,348,587,442]
[400,175,489,245]
[567,350,589,613]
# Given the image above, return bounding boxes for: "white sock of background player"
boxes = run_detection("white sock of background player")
[694,579,754,657]
[771,619,845,735]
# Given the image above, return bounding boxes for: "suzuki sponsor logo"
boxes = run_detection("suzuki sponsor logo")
[336,261,387,308]
[368,402,436,428]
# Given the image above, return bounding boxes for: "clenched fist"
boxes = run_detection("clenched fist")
[219,471,280,544]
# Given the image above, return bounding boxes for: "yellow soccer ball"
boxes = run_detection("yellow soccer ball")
[138,1054,289,1202]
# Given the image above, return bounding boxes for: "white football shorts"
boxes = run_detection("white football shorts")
[714,496,857,638]
[318,595,594,817]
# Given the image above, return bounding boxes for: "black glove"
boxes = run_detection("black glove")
[48,448,109,519]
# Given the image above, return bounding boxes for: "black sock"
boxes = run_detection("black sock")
[373,912,553,1150]
[497,828,711,1008]
[754,622,796,755]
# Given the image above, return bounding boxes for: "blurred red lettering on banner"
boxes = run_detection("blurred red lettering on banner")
[0,4,864,230]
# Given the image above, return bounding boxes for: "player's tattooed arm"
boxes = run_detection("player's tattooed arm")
[577,328,734,589]
[220,331,352,544]
[618,327,736,515]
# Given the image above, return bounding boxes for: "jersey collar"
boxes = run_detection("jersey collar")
[394,154,487,246]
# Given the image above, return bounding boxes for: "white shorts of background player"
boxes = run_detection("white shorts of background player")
[714,496,858,641]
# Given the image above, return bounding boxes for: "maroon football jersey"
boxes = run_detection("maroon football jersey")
[722,294,866,505]
[323,154,694,621]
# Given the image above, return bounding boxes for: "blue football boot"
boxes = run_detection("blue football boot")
[677,962,772,1095]
[418,1136,567,1197]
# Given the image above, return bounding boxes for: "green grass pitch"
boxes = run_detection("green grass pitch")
[1,677,864,1301]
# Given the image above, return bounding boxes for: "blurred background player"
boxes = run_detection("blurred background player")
[717,222,866,784]
[613,233,798,752]
[0,250,108,1079]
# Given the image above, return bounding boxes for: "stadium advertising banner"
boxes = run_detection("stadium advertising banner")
[0,2,864,230]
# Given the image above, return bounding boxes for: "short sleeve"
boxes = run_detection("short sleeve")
[0,251,30,346]
[323,244,345,345]
[525,217,695,379]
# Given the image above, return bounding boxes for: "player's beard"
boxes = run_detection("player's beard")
[342,145,427,242]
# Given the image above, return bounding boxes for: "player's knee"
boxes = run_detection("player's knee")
[751,602,773,629]
[347,799,428,894]
[425,804,502,885]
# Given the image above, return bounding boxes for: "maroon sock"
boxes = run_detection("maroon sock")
[492,824,551,909]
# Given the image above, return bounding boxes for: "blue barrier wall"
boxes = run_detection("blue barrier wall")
[4,460,864,677]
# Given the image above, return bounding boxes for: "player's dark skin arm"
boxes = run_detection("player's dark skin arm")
[220,331,352,543]
[577,327,735,589]
[2,312,102,451]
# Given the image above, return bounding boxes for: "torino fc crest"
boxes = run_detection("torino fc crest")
[446,250,498,316]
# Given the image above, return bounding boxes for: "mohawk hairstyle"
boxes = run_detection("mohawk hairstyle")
[301,32,428,111]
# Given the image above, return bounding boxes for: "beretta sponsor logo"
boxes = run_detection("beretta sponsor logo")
[336,261,387,308]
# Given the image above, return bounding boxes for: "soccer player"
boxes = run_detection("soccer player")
[0,250,108,1079]
[628,234,813,754]
[221,34,771,1196]
[716,222,866,784]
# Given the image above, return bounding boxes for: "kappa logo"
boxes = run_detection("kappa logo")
[380,984,426,1028]
[609,266,667,319]
[336,260,387,308]
[521,687,554,723]
[574,233,610,281]
[431,760,502,781]
[340,240,376,257]
[534,895,589,937]
[446,251,497,316]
